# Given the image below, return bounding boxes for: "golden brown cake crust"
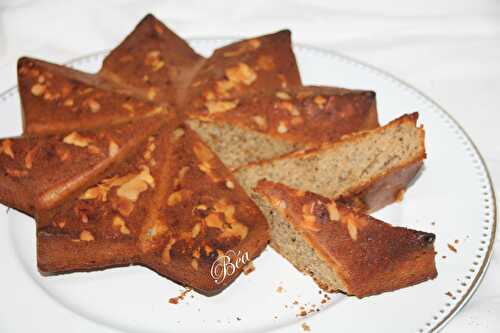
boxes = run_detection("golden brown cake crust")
[99,14,204,106]
[18,57,172,135]
[255,180,437,298]
[37,123,269,295]
[191,86,378,146]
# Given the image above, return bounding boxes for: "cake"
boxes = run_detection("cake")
[0,114,168,215]
[36,123,269,295]
[234,113,425,213]
[188,86,378,168]
[254,180,437,297]
[18,57,171,135]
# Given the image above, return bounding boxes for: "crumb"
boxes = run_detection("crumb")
[445,291,453,298]
[442,255,447,259]
[274,315,278,319]
[293,300,299,305]
[276,286,285,293]
[448,243,457,253]
[454,239,459,244]
[298,310,307,317]
[236,317,241,321]
[431,221,436,226]
[243,261,255,275]
[168,288,191,304]
[285,305,288,309]
[302,322,311,331]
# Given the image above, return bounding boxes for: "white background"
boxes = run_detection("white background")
[0,0,498,331]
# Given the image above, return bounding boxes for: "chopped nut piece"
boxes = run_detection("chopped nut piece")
[205,100,238,114]
[0,139,14,159]
[225,63,257,85]
[193,142,214,162]
[205,213,224,229]
[171,128,185,142]
[277,121,288,134]
[276,91,291,100]
[191,258,199,270]
[167,189,192,206]
[257,55,275,71]
[116,166,155,202]
[314,95,327,108]
[252,115,268,130]
[122,102,134,112]
[87,98,101,112]
[113,215,131,235]
[326,202,340,221]
[63,98,74,107]
[192,223,202,238]
[31,84,46,96]
[80,230,94,241]
[161,238,176,264]
[347,219,358,241]
[225,180,235,189]
[147,87,157,100]
[108,140,119,157]
[63,132,92,148]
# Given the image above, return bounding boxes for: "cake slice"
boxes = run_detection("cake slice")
[235,113,425,212]
[0,115,168,215]
[18,57,171,135]
[188,85,378,168]
[36,123,269,295]
[99,14,204,105]
[255,180,437,297]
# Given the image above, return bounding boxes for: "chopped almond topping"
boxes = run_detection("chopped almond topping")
[63,98,74,107]
[171,128,185,142]
[147,87,157,101]
[220,222,249,240]
[80,230,94,241]
[192,223,202,238]
[250,115,267,130]
[108,140,119,157]
[215,80,235,97]
[191,258,199,270]
[205,100,238,114]
[326,202,340,221]
[277,121,288,134]
[122,102,134,112]
[314,95,327,108]
[167,189,192,206]
[87,98,101,112]
[276,91,291,100]
[205,213,224,229]
[347,221,358,241]
[116,166,155,202]
[225,63,257,85]
[63,132,92,148]
[31,84,46,96]
[113,215,131,235]
[0,139,14,159]
[225,180,235,189]
[257,55,275,71]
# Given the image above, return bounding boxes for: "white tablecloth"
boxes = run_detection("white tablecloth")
[0,0,498,331]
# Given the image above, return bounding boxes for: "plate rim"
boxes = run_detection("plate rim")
[1,38,496,333]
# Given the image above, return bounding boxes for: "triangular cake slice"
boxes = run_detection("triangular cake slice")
[188,85,378,168]
[36,123,269,295]
[235,113,425,212]
[0,115,168,215]
[99,14,204,105]
[18,57,171,135]
[255,180,437,297]
[179,29,301,108]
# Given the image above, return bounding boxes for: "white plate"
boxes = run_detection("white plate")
[0,40,496,333]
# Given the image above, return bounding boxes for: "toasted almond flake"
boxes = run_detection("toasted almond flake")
[80,230,94,241]
[276,91,291,100]
[205,213,224,230]
[225,63,257,85]
[171,128,185,142]
[167,190,185,206]
[215,79,235,97]
[116,166,155,201]
[205,100,238,114]
[314,95,327,108]
[1,139,14,159]
[277,121,288,134]
[225,180,235,189]
[257,55,275,71]
[63,132,92,148]
[122,102,134,112]
[326,202,340,221]
[193,142,214,162]
[147,88,157,101]
[396,189,405,202]
[220,222,249,240]
[192,223,202,238]
[252,115,268,130]
[108,140,119,157]
[63,98,74,107]
[57,221,66,228]
[191,258,199,270]
[31,84,46,96]
[347,221,358,241]
[113,215,130,235]
[24,148,36,169]
[87,98,101,112]
[152,61,165,71]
